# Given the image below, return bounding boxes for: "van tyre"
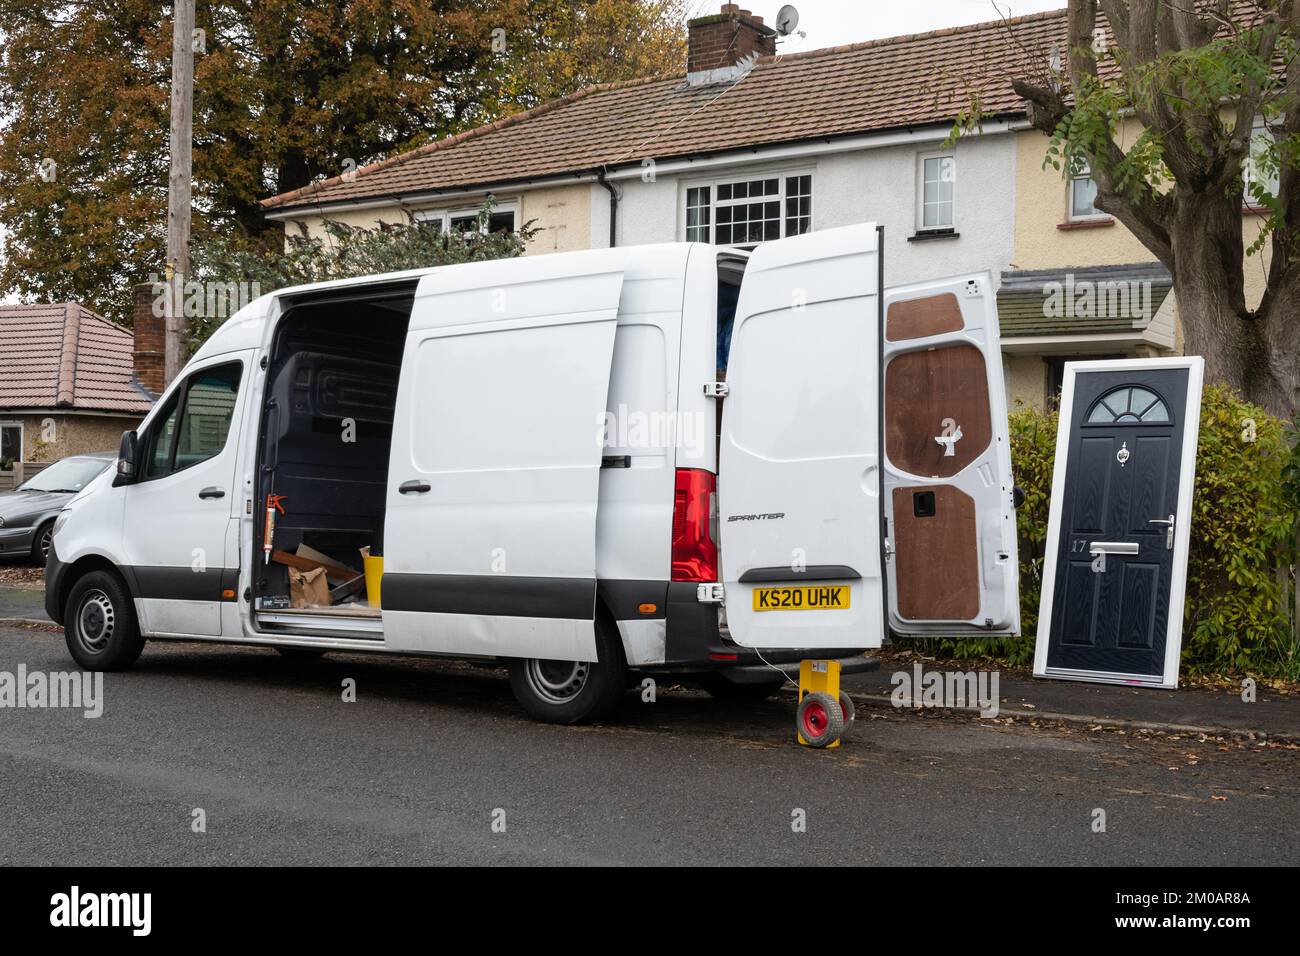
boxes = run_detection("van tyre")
[507,619,626,724]
[63,570,145,671]
[797,691,844,748]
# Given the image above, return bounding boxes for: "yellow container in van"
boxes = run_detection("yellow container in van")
[360,547,383,609]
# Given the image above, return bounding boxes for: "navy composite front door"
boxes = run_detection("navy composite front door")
[1036,360,1203,687]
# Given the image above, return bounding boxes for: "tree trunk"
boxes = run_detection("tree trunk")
[1167,191,1299,418]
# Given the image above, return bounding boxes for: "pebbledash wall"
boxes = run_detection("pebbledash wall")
[279,182,595,257]
[2,413,135,462]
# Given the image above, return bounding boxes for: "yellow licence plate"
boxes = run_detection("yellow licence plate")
[751,585,851,612]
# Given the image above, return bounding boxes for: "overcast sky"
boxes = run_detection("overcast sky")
[694,0,1067,50]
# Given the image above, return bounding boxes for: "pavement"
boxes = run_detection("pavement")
[0,586,45,622]
[839,657,1300,741]
[5,581,1297,739]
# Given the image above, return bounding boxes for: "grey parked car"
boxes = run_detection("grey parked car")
[0,452,115,564]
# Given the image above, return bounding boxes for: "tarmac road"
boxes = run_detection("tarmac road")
[1,624,1297,866]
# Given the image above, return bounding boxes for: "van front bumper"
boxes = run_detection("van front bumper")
[44,544,68,625]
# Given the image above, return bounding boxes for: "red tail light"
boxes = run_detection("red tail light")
[672,468,718,582]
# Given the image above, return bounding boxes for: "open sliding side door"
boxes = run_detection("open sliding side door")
[382,253,625,662]
[882,275,1019,637]
[719,223,885,650]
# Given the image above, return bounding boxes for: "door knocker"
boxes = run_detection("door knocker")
[1116,441,1130,467]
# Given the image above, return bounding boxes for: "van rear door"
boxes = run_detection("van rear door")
[881,275,1019,636]
[718,223,885,650]
[383,253,625,661]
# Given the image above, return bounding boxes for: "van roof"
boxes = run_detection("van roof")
[192,242,728,364]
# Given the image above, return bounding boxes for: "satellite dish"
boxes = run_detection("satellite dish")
[775,4,800,37]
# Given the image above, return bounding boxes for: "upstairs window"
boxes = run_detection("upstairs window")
[917,152,955,230]
[1244,119,1279,207]
[683,173,813,246]
[1068,160,1106,221]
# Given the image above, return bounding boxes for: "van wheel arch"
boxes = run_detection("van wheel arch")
[58,556,134,623]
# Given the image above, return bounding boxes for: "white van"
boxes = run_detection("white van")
[45,223,1019,723]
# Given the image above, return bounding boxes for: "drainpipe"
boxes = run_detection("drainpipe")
[597,167,618,248]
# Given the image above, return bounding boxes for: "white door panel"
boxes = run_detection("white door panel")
[882,275,1019,636]
[720,223,884,650]
[121,353,251,637]
[383,259,625,661]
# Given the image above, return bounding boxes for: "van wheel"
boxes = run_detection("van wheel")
[63,570,144,671]
[699,671,786,702]
[507,620,626,724]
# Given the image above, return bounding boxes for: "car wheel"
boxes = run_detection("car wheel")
[31,521,54,565]
[63,570,145,671]
[699,671,787,702]
[507,618,626,724]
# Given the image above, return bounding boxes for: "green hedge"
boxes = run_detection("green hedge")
[920,384,1300,679]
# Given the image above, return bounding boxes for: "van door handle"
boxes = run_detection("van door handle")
[399,480,431,495]
[198,486,226,500]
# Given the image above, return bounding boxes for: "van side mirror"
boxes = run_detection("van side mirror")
[115,430,139,485]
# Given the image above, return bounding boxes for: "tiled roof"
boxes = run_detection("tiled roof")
[997,263,1173,337]
[262,8,1069,213]
[0,303,154,414]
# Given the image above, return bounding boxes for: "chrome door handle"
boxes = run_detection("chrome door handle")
[399,479,431,494]
[1148,514,1175,549]
[198,486,225,500]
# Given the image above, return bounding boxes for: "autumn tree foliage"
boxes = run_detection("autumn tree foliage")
[0,0,686,325]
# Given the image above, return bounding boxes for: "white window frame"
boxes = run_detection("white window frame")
[1244,118,1279,208]
[1067,160,1108,222]
[0,421,23,469]
[915,151,956,231]
[414,199,520,235]
[679,168,815,247]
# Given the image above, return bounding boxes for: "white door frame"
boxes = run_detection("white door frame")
[1033,355,1204,689]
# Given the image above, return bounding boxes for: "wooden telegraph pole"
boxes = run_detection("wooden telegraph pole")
[164,0,195,386]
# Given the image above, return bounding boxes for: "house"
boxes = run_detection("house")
[259,4,1190,411]
[0,298,161,482]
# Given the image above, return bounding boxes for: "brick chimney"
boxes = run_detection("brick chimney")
[132,282,165,396]
[687,3,777,86]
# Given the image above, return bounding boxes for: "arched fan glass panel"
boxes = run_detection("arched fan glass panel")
[1086,386,1170,424]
